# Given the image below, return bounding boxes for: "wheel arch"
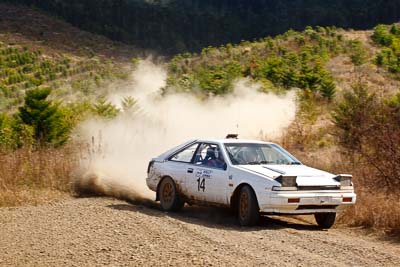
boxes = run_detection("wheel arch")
[156,175,173,201]
[230,183,260,211]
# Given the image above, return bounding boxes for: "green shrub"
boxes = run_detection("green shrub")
[93,98,120,119]
[348,40,367,66]
[332,83,377,149]
[196,64,240,95]
[0,113,34,149]
[372,24,400,74]
[18,88,71,146]
[372,25,393,46]
[319,78,336,100]
[390,24,400,35]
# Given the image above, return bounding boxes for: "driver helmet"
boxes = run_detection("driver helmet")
[206,147,216,159]
[214,148,220,159]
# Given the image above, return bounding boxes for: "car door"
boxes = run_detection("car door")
[185,143,229,204]
[166,143,200,196]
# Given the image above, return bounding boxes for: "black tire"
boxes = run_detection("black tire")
[314,213,336,229]
[158,177,184,212]
[237,185,260,226]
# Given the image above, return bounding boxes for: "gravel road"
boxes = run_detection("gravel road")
[1,197,399,267]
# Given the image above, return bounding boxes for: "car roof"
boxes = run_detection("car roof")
[155,138,278,160]
[196,138,275,145]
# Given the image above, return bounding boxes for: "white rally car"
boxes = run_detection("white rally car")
[146,137,356,228]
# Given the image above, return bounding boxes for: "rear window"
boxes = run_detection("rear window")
[169,143,199,163]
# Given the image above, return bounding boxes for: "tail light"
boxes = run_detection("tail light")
[342,197,352,203]
[288,198,300,203]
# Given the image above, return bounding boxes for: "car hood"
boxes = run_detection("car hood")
[238,164,339,186]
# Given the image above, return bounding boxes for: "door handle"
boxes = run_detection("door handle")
[187,168,193,173]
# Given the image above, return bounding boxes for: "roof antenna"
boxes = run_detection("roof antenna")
[226,107,241,139]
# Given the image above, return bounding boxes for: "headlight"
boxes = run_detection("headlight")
[275,175,297,187]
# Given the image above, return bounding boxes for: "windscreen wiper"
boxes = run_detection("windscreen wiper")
[246,161,261,165]
[259,160,274,164]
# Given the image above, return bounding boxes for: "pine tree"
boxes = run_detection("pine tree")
[93,98,120,118]
[18,87,70,146]
[121,96,140,115]
[320,78,336,101]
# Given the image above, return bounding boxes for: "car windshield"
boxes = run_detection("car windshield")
[224,143,301,165]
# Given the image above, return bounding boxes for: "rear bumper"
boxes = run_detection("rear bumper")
[146,177,157,192]
[259,190,356,214]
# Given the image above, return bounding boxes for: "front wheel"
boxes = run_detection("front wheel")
[158,177,184,212]
[237,185,260,226]
[314,213,336,229]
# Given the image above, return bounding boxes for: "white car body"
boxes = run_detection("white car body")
[146,139,356,215]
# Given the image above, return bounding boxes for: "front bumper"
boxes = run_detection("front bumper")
[259,190,356,214]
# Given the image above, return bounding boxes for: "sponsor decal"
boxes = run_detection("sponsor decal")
[195,169,213,179]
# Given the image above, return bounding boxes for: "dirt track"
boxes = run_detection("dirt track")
[1,197,399,267]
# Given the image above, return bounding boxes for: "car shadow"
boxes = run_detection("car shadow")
[107,200,322,232]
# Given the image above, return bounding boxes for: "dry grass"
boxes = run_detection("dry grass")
[340,191,400,235]
[312,154,400,234]
[326,30,400,97]
[0,145,82,207]
[282,132,400,236]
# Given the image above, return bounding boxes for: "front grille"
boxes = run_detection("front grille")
[297,205,338,210]
[297,186,340,191]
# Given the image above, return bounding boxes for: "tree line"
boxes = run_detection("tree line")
[5,0,400,54]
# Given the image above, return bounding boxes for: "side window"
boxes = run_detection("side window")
[170,143,199,163]
[194,143,226,170]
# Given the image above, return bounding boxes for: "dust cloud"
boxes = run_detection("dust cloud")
[75,59,297,201]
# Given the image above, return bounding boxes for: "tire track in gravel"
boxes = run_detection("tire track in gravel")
[0,198,399,267]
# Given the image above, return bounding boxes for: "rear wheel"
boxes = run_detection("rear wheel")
[158,177,184,212]
[314,213,336,229]
[237,185,260,226]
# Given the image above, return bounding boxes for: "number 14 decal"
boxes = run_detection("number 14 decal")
[197,178,205,192]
